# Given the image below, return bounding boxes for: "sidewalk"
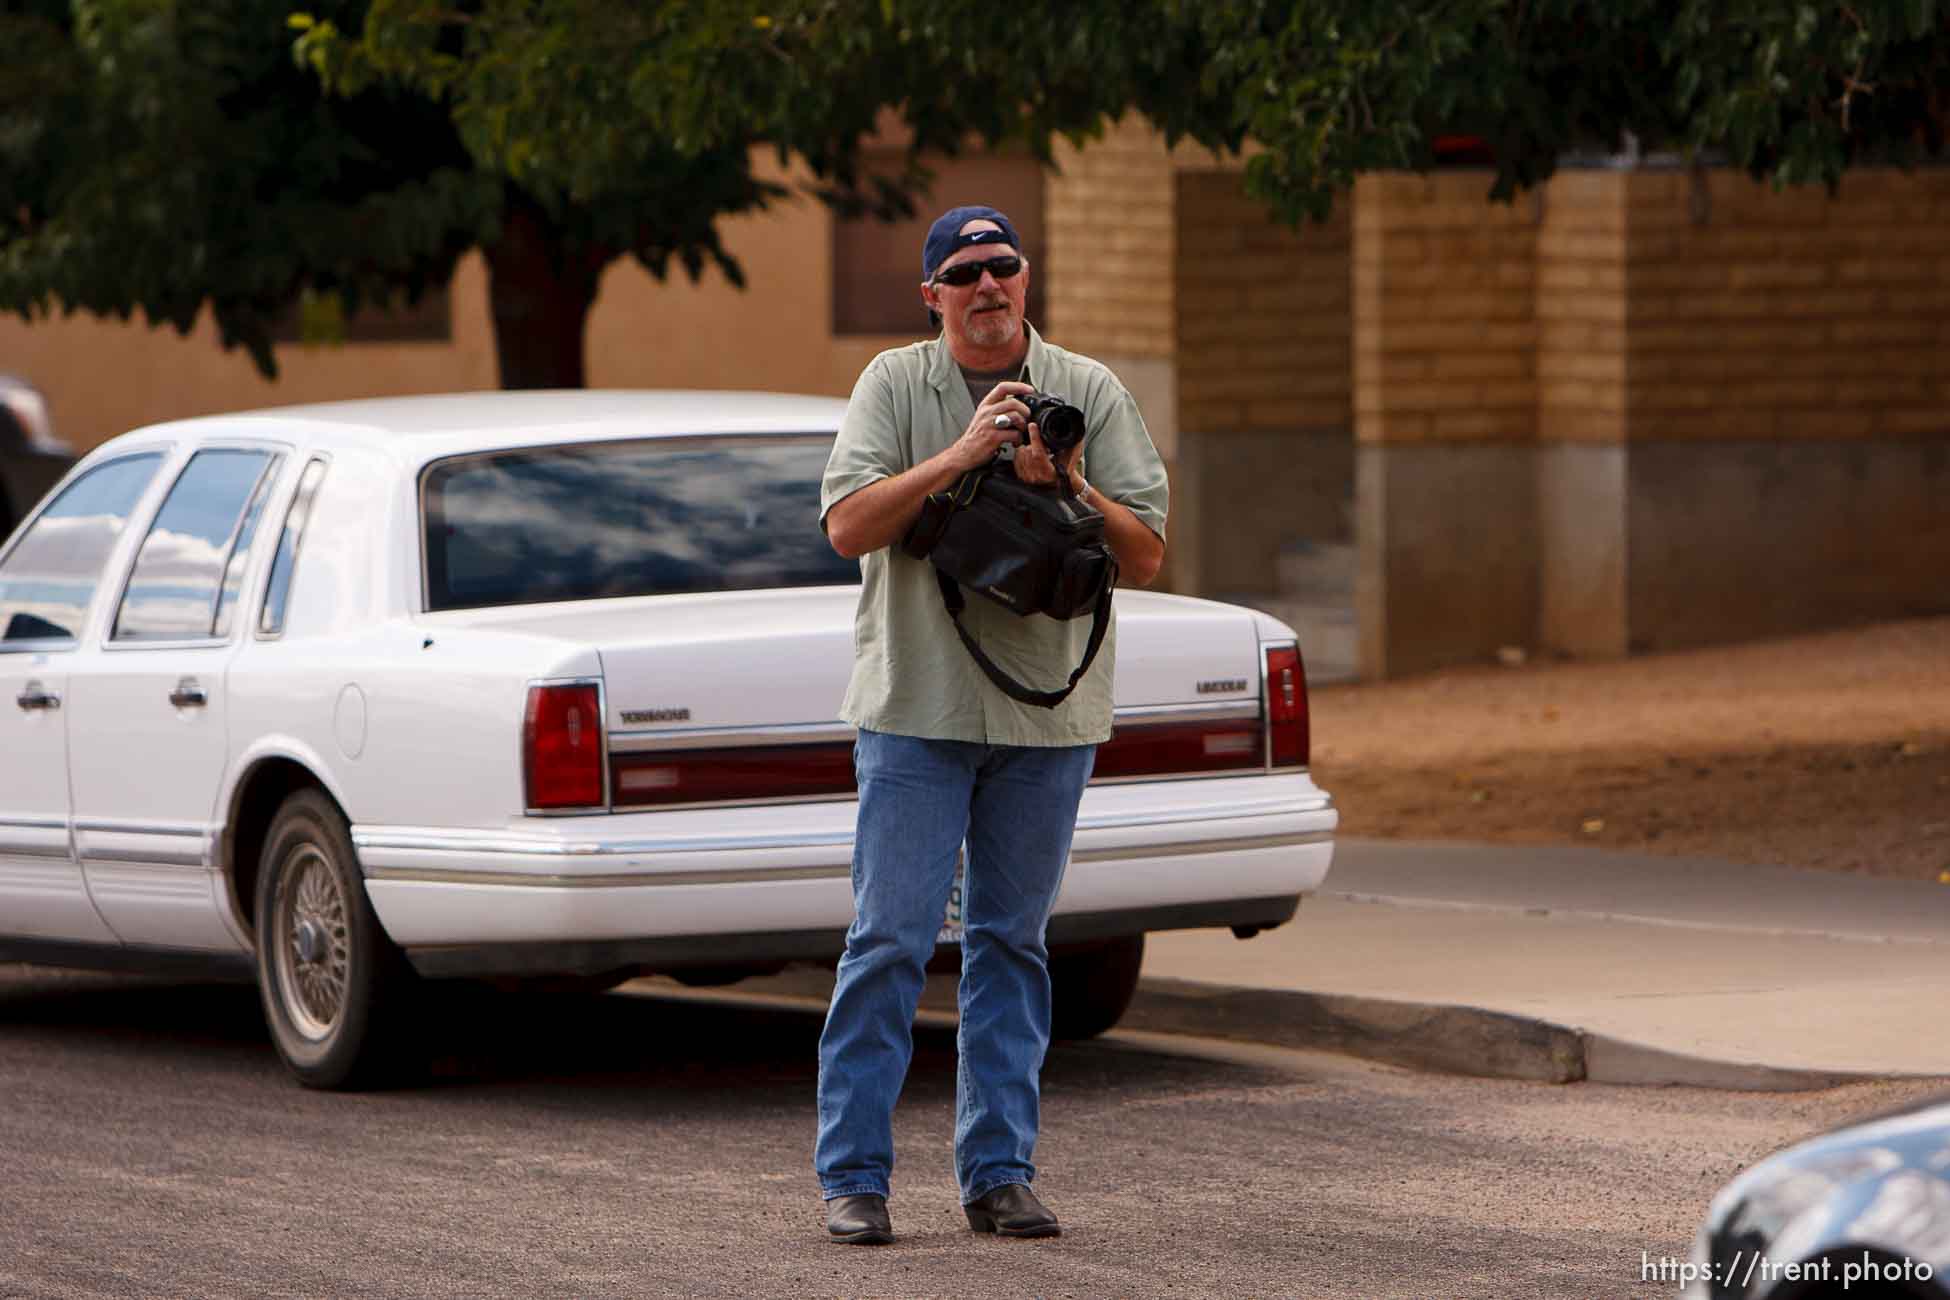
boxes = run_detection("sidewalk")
[1133,838,1950,1090]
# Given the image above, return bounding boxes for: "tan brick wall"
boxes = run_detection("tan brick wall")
[1352,173,1538,445]
[1174,171,1350,433]
[1621,168,1950,441]
[1045,116,1176,360]
[1537,171,1628,443]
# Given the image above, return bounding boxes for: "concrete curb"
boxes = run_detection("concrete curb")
[636,969,1939,1092]
[1123,978,1585,1083]
[1126,978,1933,1092]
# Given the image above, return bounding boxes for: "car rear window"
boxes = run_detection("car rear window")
[421,435,858,611]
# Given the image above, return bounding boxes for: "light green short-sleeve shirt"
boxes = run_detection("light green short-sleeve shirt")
[820,326,1169,747]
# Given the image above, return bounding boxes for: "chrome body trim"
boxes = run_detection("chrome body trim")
[1114,701,1261,725]
[71,820,212,868]
[1258,636,1296,769]
[367,864,854,889]
[354,795,1333,861]
[359,829,1330,889]
[255,454,330,642]
[0,814,68,831]
[79,847,209,868]
[609,721,854,753]
[605,701,1264,755]
[0,840,73,861]
[355,827,857,858]
[1072,828,1329,863]
[72,820,207,838]
[98,638,229,654]
[0,814,78,863]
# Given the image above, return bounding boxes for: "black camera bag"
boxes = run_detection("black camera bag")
[901,462,1118,708]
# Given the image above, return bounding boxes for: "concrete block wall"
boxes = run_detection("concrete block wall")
[1614,166,1950,651]
[1353,173,1541,678]
[1354,164,1950,675]
[1173,171,1353,597]
[1535,172,1630,656]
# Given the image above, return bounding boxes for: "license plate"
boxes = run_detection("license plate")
[936,853,966,946]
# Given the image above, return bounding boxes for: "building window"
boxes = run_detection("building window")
[832,153,1046,337]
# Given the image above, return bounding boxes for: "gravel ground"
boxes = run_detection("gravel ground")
[1308,616,1950,881]
[4,970,1945,1300]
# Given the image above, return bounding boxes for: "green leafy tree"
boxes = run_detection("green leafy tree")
[288,0,1227,386]
[2,0,1187,389]
[1180,1,1948,223]
[0,0,493,380]
[5,1,1944,390]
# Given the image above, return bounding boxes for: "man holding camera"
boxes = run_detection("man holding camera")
[815,205,1168,1244]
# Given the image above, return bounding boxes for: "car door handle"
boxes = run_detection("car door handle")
[15,681,60,712]
[168,678,208,709]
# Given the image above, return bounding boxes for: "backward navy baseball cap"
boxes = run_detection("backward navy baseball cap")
[921,205,1021,282]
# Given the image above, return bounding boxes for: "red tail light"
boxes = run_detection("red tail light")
[1264,644,1309,767]
[1091,718,1263,780]
[524,683,605,810]
[610,742,856,808]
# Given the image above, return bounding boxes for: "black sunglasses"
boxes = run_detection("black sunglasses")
[931,254,1023,288]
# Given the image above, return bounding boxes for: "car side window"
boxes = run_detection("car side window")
[0,453,166,645]
[112,449,278,643]
[211,453,285,639]
[258,457,327,639]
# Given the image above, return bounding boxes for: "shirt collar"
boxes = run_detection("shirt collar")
[926,323,1047,392]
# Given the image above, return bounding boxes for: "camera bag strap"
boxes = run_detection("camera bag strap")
[934,565,1116,709]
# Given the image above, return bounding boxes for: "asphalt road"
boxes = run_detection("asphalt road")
[0,965,1939,1300]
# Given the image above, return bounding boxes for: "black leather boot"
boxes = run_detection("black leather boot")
[963,1184,1060,1238]
[825,1193,894,1245]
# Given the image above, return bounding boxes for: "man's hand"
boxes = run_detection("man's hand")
[949,381,1036,474]
[1011,421,1067,487]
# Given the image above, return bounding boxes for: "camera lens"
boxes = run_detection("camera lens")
[1028,394,1085,451]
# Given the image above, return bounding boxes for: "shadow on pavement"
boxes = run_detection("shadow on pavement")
[0,966,1290,1107]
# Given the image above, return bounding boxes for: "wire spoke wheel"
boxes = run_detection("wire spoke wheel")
[255,789,418,1090]
[273,843,351,1042]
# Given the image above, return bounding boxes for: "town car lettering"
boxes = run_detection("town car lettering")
[620,707,692,724]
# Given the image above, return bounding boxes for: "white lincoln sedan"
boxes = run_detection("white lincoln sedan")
[0,392,1336,1088]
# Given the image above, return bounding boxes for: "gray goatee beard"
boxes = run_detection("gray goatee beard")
[964,309,1020,348]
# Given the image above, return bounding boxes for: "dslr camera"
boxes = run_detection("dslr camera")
[1021,391,1085,458]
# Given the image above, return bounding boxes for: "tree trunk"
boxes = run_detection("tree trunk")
[482,194,607,390]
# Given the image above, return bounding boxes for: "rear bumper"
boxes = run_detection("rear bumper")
[355,771,1336,978]
[399,896,1304,979]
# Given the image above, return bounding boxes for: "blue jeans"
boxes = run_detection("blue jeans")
[815,729,1097,1205]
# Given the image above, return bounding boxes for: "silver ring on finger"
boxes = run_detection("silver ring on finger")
[993,414,1012,429]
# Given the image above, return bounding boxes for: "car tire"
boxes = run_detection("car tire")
[254,789,419,1089]
[1048,934,1145,1040]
